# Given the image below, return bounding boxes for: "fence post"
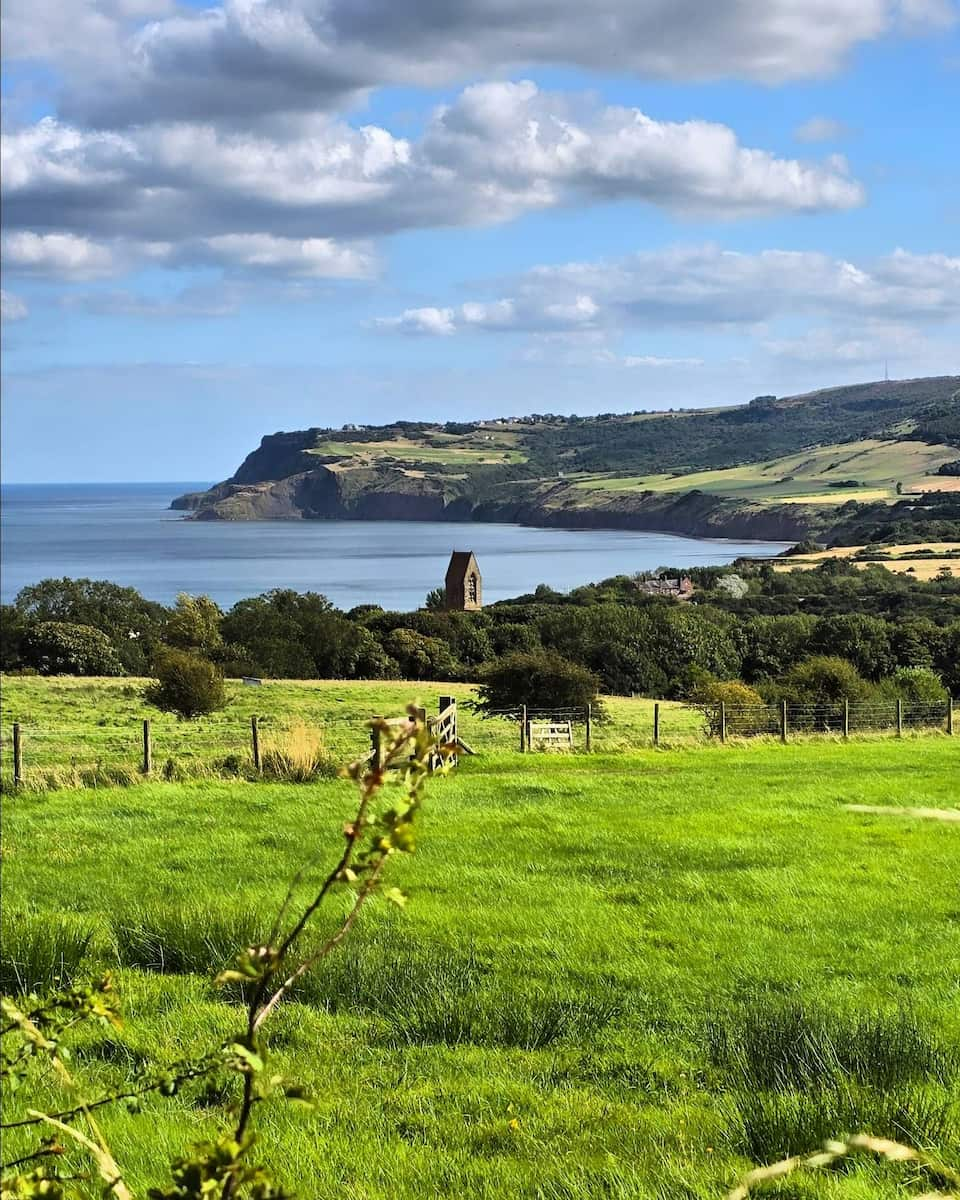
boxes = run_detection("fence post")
[369,719,385,770]
[896,698,903,738]
[719,701,727,744]
[519,704,527,752]
[779,700,787,744]
[251,715,261,772]
[585,702,592,752]
[948,697,955,736]
[142,719,152,775]
[653,702,660,747]
[842,700,849,741]
[13,722,23,786]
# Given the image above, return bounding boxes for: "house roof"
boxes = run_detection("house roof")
[445,550,479,583]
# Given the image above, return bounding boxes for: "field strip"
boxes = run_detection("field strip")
[843,803,960,822]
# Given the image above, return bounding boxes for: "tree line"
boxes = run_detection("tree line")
[2,560,958,710]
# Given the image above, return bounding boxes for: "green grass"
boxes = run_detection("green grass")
[308,438,527,466]
[0,676,705,786]
[571,438,958,505]
[3,736,959,1197]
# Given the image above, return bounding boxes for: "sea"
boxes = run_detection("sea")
[1,482,793,610]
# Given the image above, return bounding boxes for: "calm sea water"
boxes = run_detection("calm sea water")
[1,483,792,609]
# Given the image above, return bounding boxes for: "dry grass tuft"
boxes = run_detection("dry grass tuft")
[259,722,338,782]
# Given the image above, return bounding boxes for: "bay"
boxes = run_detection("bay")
[1,483,792,610]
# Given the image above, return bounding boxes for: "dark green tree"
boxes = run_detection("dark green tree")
[22,621,124,676]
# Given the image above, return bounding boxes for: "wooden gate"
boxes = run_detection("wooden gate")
[370,696,465,770]
[527,720,574,750]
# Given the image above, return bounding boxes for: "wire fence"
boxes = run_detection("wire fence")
[0,696,953,789]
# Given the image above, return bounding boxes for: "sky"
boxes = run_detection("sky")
[1,0,958,483]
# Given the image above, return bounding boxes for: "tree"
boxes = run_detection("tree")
[0,604,28,670]
[165,593,223,654]
[889,667,948,706]
[774,656,869,704]
[14,577,166,673]
[22,621,124,676]
[810,614,894,681]
[474,649,601,714]
[382,628,458,680]
[423,587,446,612]
[145,648,226,718]
[715,573,749,599]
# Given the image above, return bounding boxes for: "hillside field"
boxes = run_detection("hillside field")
[572,439,959,506]
[3,679,959,1198]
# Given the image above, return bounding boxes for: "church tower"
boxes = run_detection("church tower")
[444,551,482,611]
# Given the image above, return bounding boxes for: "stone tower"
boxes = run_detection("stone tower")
[445,551,482,611]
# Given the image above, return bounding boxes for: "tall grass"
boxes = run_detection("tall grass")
[112,905,267,975]
[706,1000,956,1090]
[1,914,95,993]
[258,721,338,782]
[707,999,960,1162]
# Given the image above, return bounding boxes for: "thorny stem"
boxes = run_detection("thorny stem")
[221,716,425,1200]
[1,1063,215,1130]
[253,857,387,1034]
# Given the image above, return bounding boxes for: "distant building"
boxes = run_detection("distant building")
[445,551,482,611]
[636,574,695,601]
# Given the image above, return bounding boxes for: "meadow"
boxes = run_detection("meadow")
[3,683,959,1198]
[0,677,705,787]
[572,439,958,506]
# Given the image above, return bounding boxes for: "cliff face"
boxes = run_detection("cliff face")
[172,466,811,540]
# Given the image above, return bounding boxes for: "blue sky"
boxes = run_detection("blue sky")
[2,0,958,483]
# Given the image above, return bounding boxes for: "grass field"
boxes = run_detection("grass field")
[0,677,706,786]
[572,439,958,506]
[308,438,527,467]
[3,695,959,1197]
[774,542,960,580]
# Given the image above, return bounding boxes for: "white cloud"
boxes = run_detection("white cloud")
[794,116,851,142]
[190,234,376,278]
[1,85,865,283]
[1,231,119,278]
[378,246,960,336]
[621,354,705,367]
[1,289,29,321]
[375,245,960,374]
[763,322,931,364]
[5,0,952,128]
[376,307,458,336]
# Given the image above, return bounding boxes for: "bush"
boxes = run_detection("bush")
[474,649,602,715]
[773,656,870,705]
[22,621,124,676]
[889,666,949,705]
[690,679,769,736]
[144,647,226,719]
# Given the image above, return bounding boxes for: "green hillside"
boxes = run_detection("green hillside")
[172,376,960,540]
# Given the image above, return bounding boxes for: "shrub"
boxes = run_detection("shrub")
[144,647,226,719]
[22,621,124,676]
[690,679,769,736]
[474,649,603,715]
[889,666,949,706]
[773,655,870,705]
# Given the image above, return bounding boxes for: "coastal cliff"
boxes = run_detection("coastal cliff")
[171,377,959,541]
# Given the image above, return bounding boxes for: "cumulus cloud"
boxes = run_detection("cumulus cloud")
[375,246,960,346]
[4,0,952,127]
[1,231,120,279]
[1,289,29,321]
[1,85,865,283]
